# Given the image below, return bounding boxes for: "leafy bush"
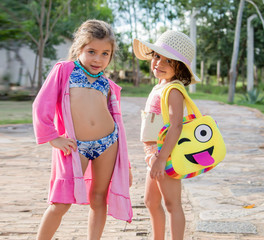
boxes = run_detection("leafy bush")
[239,88,264,104]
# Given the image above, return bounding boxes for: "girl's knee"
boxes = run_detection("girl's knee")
[49,203,71,216]
[144,196,161,210]
[164,199,182,213]
[90,192,107,208]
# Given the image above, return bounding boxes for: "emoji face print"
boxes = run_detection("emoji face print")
[168,115,226,176]
[184,124,215,166]
[158,83,226,179]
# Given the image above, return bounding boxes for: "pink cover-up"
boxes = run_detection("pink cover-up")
[32,61,133,222]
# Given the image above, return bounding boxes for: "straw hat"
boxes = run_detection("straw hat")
[133,30,200,84]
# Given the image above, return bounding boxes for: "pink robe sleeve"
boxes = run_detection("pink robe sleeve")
[32,63,63,144]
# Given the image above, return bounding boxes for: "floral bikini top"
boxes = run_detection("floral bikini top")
[69,61,110,97]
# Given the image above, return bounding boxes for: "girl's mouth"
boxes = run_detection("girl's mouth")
[91,65,100,69]
[155,68,165,73]
[90,65,101,72]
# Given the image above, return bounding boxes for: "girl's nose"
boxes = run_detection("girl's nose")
[157,58,164,66]
[93,54,101,62]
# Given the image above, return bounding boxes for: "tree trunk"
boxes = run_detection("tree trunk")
[217,60,221,85]
[37,40,44,91]
[221,76,225,85]
[32,54,38,90]
[189,8,199,93]
[200,60,204,85]
[247,14,257,92]
[132,52,136,86]
[132,0,139,86]
[254,66,258,86]
[228,0,245,103]
[4,50,12,91]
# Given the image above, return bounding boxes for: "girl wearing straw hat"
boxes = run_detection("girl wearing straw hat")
[133,30,200,240]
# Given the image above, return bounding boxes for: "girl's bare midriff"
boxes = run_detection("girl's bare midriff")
[70,88,115,141]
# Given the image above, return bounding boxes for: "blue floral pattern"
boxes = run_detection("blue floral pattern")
[76,123,118,160]
[69,63,110,97]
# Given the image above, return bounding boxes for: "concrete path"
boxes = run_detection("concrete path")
[0,97,263,240]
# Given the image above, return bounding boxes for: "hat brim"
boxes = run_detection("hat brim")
[133,39,200,84]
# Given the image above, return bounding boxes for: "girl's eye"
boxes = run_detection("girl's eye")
[154,54,160,59]
[103,52,109,56]
[167,59,172,63]
[88,51,94,55]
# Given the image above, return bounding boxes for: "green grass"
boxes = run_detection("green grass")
[0,82,263,125]
[119,82,154,97]
[119,82,264,114]
[190,91,264,113]
[0,101,33,125]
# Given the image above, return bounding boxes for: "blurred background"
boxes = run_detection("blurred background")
[0,0,263,119]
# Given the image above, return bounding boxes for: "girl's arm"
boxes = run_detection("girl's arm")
[150,88,184,179]
[33,62,77,154]
[32,63,63,144]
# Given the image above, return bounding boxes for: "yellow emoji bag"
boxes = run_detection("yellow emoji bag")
[157,83,226,179]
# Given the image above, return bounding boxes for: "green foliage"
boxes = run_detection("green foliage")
[239,88,264,104]
[118,82,264,114]
[109,0,264,86]
[0,0,114,59]
[61,0,114,39]
[119,82,154,97]
[258,82,264,92]
[0,13,21,43]
[139,60,150,75]
[114,32,132,69]
[196,84,228,95]
[0,2,26,50]
[1,0,264,92]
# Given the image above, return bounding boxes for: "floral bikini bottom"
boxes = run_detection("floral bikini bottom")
[76,123,118,160]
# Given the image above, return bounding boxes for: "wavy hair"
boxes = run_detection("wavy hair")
[67,19,117,63]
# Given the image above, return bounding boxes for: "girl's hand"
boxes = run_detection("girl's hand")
[49,135,77,156]
[129,168,133,187]
[149,154,166,180]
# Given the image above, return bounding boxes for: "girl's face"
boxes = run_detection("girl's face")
[78,38,112,75]
[151,52,175,82]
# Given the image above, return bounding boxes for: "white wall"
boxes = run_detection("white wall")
[0,38,72,88]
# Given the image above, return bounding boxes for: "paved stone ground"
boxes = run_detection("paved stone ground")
[0,97,264,240]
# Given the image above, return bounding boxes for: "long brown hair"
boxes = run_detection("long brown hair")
[170,60,192,86]
[67,19,117,63]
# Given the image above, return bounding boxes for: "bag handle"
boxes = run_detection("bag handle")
[161,83,202,124]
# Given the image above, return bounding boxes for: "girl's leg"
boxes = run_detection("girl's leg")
[145,171,166,240]
[79,153,89,175]
[36,203,71,240]
[36,153,89,240]
[158,175,185,240]
[87,141,118,240]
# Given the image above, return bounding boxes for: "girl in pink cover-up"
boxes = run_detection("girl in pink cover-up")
[33,19,133,240]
